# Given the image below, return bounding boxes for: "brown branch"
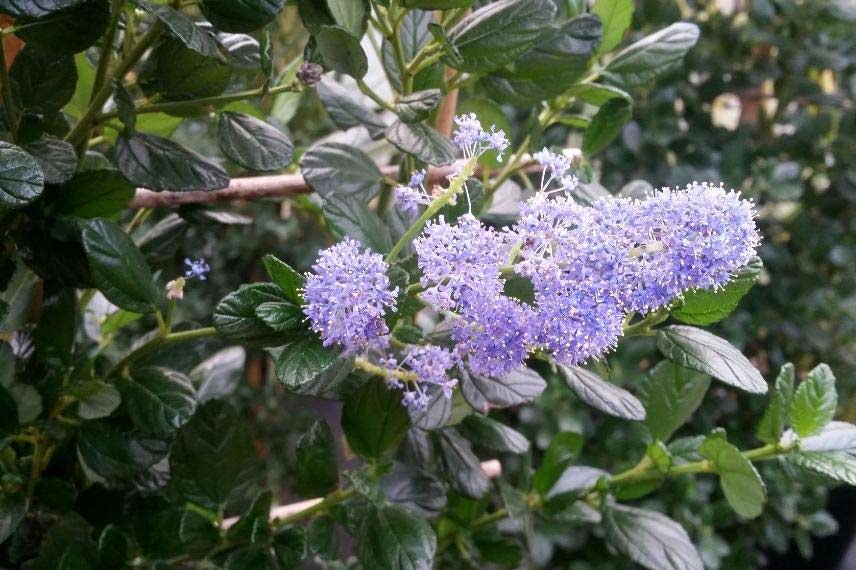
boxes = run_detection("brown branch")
[130,161,542,209]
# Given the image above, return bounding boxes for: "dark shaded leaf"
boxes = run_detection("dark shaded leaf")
[560,364,646,420]
[212,282,287,346]
[582,98,632,155]
[122,367,197,436]
[200,0,285,33]
[601,22,700,89]
[316,25,368,78]
[316,77,386,137]
[23,137,76,184]
[77,421,167,480]
[255,301,303,332]
[323,194,393,253]
[435,428,490,498]
[0,0,82,17]
[638,361,710,441]
[218,112,294,171]
[300,141,383,199]
[296,419,339,497]
[533,431,583,494]
[54,169,135,218]
[460,414,529,453]
[386,119,457,166]
[396,89,442,123]
[342,377,410,459]
[0,141,44,209]
[461,366,546,410]
[356,504,436,570]
[152,5,228,59]
[147,37,231,102]
[262,254,304,304]
[15,0,109,54]
[275,335,339,391]
[9,47,77,114]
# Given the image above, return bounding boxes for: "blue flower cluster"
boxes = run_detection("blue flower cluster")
[302,120,760,410]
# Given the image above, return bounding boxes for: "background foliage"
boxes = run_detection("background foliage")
[0,0,853,568]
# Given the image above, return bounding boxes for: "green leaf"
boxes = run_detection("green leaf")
[301,141,384,199]
[435,428,490,498]
[213,283,288,346]
[756,363,795,444]
[323,194,393,253]
[190,346,245,403]
[262,254,304,304]
[316,24,368,78]
[54,169,135,219]
[170,400,258,508]
[316,78,387,138]
[460,366,546,410]
[327,0,368,38]
[593,0,634,54]
[0,141,44,210]
[567,82,632,106]
[342,377,410,459]
[34,288,77,367]
[0,492,26,545]
[200,0,285,33]
[152,5,228,60]
[671,258,762,325]
[382,10,439,92]
[356,504,437,570]
[225,490,272,545]
[23,137,76,185]
[21,513,98,570]
[77,421,167,480]
[82,219,161,314]
[97,525,129,568]
[396,89,442,124]
[533,431,583,495]
[9,47,77,114]
[582,98,632,156]
[13,0,108,54]
[218,112,294,172]
[275,336,339,391]
[306,515,338,559]
[73,380,121,420]
[460,414,529,453]
[115,132,230,192]
[0,261,38,333]
[122,367,197,436]
[560,364,646,420]
[5,383,42,424]
[657,325,767,394]
[602,501,704,570]
[638,361,710,441]
[699,435,766,519]
[144,36,231,102]
[787,451,856,485]
[402,0,472,8]
[296,419,339,497]
[545,466,607,499]
[790,363,837,437]
[601,22,700,89]
[255,301,303,332]
[447,0,557,73]
[385,120,458,166]
[0,0,81,17]
[408,390,453,431]
[801,421,856,453]
[0,385,17,434]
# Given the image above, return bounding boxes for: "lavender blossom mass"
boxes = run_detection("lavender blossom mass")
[303,239,398,351]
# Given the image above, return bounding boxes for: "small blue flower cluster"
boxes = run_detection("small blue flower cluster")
[302,119,760,410]
[452,113,510,162]
[303,239,398,351]
[184,258,211,280]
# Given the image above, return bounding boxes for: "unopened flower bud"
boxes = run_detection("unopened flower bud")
[297,62,323,86]
[166,277,186,300]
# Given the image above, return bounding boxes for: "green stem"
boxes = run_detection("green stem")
[91,0,125,110]
[274,488,357,527]
[385,156,478,263]
[355,77,395,112]
[354,356,417,383]
[164,326,218,344]
[107,326,219,377]
[65,18,164,146]
[623,308,669,337]
[0,31,19,141]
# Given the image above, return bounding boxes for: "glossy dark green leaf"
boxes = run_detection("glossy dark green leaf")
[200,0,285,33]
[77,421,167,480]
[409,390,453,431]
[255,301,303,332]
[396,89,442,123]
[23,137,76,184]
[0,141,44,210]
[593,0,634,54]
[0,384,17,434]
[435,428,490,498]
[582,98,632,156]
[672,258,762,325]
[213,283,288,346]
[73,380,121,420]
[699,435,766,519]
[602,501,704,570]
[342,377,410,460]
[560,364,646,420]
[533,431,583,495]
[357,504,436,570]
[82,219,161,314]
[152,5,228,60]
[383,463,447,516]
[262,254,304,304]
[122,367,197,436]
[323,194,393,253]
[316,78,387,138]
[382,10,440,92]
[790,364,837,437]
[20,512,98,570]
[54,169,135,218]
[170,400,258,508]
[460,366,546,410]
[218,112,294,171]
[14,0,109,54]
[97,525,129,568]
[316,25,368,78]
[148,38,231,102]
[116,133,230,192]
[275,335,340,391]
[34,288,77,366]
[512,15,602,88]
[601,22,700,89]
[306,515,338,559]
[403,0,472,7]
[657,326,767,394]
[386,119,457,166]
[296,419,339,497]
[0,0,81,17]
[460,414,529,453]
[446,0,556,73]
[225,490,272,545]
[0,492,26,545]
[10,47,77,114]
[301,141,384,199]
[638,361,710,441]
[757,363,795,444]
[568,82,632,105]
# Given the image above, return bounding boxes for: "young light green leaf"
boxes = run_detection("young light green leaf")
[582,98,632,156]
[756,363,795,444]
[802,422,856,453]
[671,258,762,326]
[657,325,767,394]
[787,451,856,486]
[593,0,634,54]
[262,254,304,304]
[790,363,837,437]
[699,435,767,519]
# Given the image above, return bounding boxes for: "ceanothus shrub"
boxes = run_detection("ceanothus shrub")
[0,0,851,568]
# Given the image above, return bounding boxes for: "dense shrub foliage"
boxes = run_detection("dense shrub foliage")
[0,0,852,568]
